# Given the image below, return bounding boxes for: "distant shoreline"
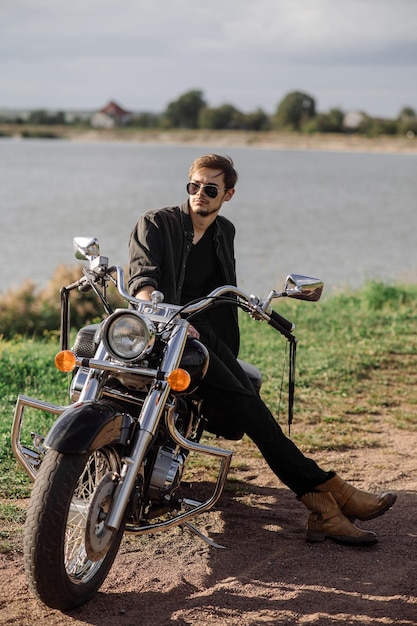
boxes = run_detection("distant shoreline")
[1,125,417,155]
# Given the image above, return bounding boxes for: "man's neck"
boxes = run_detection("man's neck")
[190,212,217,244]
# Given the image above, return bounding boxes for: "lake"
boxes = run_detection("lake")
[1,138,417,298]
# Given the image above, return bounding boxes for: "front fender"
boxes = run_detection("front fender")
[44,401,134,454]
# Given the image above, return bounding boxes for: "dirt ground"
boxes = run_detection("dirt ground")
[1,421,416,626]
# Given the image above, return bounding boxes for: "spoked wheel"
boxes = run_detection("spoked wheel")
[24,447,125,610]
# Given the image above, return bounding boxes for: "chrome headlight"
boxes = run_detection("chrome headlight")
[102,311,155,362]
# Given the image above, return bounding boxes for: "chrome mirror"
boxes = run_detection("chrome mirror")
[73,237,100,261]
[284,274,324,301]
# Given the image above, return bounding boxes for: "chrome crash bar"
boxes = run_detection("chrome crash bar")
[11,395,68,481]
[123,404,233,537]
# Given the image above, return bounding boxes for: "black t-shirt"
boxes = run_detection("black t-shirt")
[180,224,226,335]
[180,224,222,305]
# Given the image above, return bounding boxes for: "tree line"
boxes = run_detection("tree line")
[2,90,417,137]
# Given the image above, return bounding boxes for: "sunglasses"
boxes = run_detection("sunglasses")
[186,181,228,199]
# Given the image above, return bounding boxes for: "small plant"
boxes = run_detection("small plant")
[0,264,125,339]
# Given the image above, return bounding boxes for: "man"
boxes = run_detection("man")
[129,154,396,545]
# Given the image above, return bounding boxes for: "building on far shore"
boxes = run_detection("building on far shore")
[91,101,132,128]
[343,110,367,131]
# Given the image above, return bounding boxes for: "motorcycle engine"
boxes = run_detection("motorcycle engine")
[148,444,187,499]
[148,398,197,499]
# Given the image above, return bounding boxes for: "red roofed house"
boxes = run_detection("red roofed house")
[91,101,132,128]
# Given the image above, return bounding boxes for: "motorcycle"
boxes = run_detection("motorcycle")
[11,236,323,611]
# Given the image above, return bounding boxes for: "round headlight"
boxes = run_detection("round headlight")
[102,311,155,362]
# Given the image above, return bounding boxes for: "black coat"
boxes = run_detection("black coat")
[128,201,240,356]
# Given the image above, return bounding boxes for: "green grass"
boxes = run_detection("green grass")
[0,338,69,499]
[238,280,417,451]
[1,280,417,503]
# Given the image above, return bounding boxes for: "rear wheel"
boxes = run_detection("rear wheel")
[24,447,125,610]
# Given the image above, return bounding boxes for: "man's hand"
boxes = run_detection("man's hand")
[135,286,200,338]
[187,325,200,339]
[134,286,154,301]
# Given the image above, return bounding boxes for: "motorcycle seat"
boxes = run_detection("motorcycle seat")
[237,359,262,393]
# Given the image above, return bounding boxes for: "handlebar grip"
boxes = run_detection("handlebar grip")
[78,280,92,293]
[64,276,91,292]
[268,309,294,333]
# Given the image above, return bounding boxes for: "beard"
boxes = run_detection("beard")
[195,206,220,217]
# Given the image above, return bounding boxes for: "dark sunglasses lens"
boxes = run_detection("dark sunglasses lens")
[204,186,218,198]
[186,182,198,195]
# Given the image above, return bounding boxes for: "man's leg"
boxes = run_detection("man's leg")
[198,340,395,544]
[199,344,329,496]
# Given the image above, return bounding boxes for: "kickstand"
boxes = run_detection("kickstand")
[181,521,226,549]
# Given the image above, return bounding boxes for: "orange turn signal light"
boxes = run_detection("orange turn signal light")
[54,350,77,373]
[167,368,191,392]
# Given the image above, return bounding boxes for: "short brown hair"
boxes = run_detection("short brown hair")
[189,154,238,189]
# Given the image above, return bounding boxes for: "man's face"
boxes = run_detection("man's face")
[188,167,234,221]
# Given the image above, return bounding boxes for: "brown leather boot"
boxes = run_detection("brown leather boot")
[301,492,378,545]
[316,474,397,521]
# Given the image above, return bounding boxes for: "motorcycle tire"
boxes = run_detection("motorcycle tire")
[24,447,125,611]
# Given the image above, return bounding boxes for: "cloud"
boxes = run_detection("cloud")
[4,0,416,62]
[0,0,416,116]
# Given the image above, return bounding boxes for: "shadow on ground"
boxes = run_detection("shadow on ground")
[60,483,417,626]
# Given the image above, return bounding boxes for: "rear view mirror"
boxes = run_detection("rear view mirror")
[73,237,100,261]
[284,274,324,301]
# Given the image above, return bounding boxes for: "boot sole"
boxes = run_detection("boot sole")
[306,531,378,545]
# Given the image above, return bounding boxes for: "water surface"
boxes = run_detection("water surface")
[2,139,416,297]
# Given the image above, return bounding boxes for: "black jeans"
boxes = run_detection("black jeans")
[197,327,329,497]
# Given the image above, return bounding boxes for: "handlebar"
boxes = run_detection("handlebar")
[268,309,294,333]
[70,265,296,338]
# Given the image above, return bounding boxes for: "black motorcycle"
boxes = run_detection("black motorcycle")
[11,236,323,610]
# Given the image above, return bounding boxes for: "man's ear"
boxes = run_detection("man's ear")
[224,188,235,202]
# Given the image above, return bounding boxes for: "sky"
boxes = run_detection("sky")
[1,0,416,118]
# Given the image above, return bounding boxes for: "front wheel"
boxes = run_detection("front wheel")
[24,447,125,610]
